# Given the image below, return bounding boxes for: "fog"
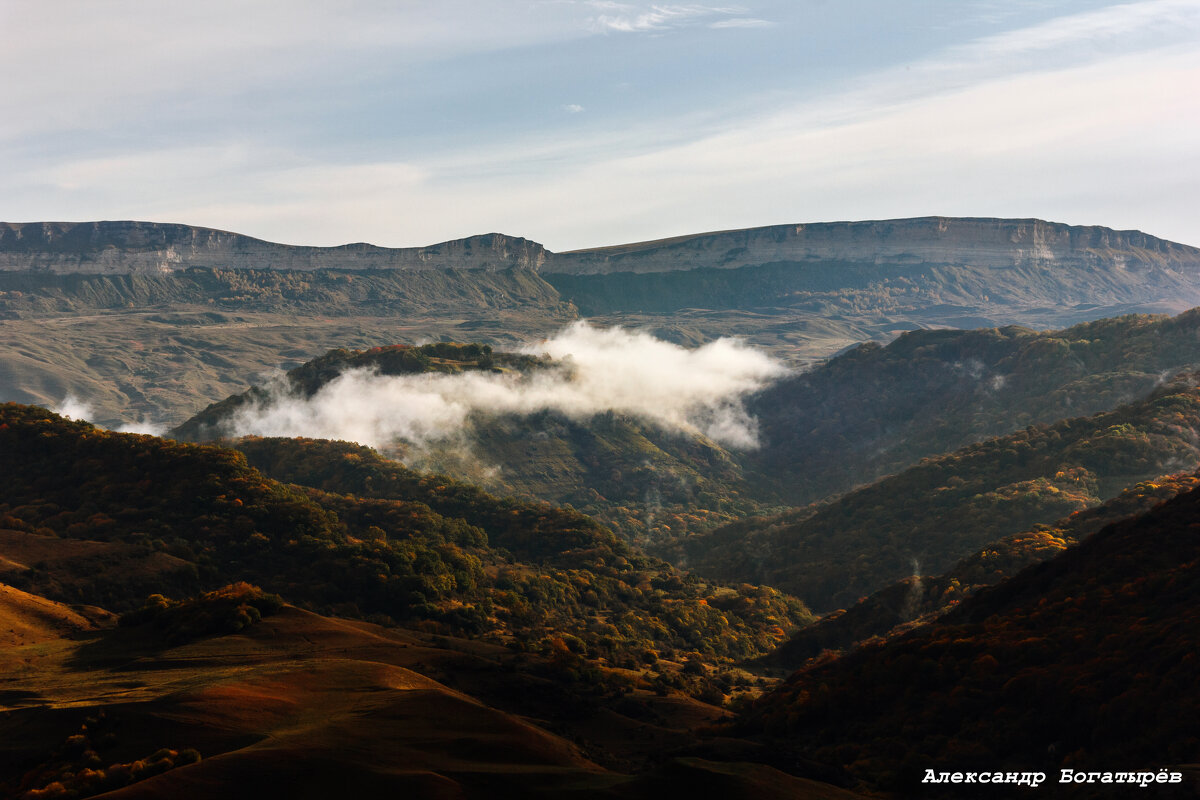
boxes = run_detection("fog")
[227,321,787,450]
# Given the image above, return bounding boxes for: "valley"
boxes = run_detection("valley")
[4,216,1200,797]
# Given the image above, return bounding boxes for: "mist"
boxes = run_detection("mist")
[227,321,787,450]
[53,394,167,436]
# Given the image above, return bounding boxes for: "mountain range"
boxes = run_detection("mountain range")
[4,216,1199,429]
[6,216,1200,797]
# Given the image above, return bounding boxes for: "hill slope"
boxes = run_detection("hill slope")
[680,377,1200,610]
[761,471,1200,670]
[171,342,764,542]
[748,310,1200,505]
[735,474,1200,795]
[1,403,809,666]
[0,596,857,800]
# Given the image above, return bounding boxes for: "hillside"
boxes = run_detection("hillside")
[747,310,1200,505]
[678,377,1200,611]
[733,474,1200,795]
[0,403,809,668]
[172,311,1200,554]
[761,471,1200,670]
[171,342,764,542]
[0,403,863,798]
[0,592,855,800]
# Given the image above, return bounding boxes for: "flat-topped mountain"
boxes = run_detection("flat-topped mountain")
[3,217,1197,276]
[551,216,1200,275]
[7,215,1200,430]
[0,221,547,274]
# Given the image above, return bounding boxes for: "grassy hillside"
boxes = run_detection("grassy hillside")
[679,378,1200,610]
[0,594,856,800]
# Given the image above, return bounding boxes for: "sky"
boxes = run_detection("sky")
[2,0,1198,250]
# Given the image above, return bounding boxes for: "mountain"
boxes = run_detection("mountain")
[4,216,1199,429]
[171,310,1200,557]
[6,217,1198,280]
[733,474,1200,795]
[6,216,1198,324]
[0,222,548,273]
[760,471,1200,671]
[170,341,764,542]
[747,310,1200,505]
[678,375,1200,611]
[549,217,1200,274]
[543,217,1200,318]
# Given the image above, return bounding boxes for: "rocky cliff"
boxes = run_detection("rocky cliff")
[3,217,1197,277]
[547,217,1200,275]
[0,221,547,274]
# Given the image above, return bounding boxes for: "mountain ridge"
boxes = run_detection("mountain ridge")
[4,217,1197,277]
[0,221,548,274]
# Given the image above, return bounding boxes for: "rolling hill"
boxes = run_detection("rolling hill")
[0,589,855,800]
[0,403,809,666]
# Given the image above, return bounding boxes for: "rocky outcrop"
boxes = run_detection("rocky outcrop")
[0,221,547,274]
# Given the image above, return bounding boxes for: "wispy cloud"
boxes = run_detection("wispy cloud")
[3,0,1200,252]
[562,103,586,113]
[709,17,774,29]
[590,4,743,33]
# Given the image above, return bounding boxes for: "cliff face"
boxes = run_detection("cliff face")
[0,221,548,274]
[2,217,1197,277]
[546,217,1200,275]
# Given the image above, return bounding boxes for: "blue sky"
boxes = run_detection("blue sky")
[2,0,1198,250]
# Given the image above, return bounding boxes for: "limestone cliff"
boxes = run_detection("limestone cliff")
[547,217,1200,275]
[0,221,547,274]
[3,217,1197,277]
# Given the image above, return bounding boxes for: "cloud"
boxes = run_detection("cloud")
[51,394,165,435]
[115,420,168,436]
[709,18,774,29]
[562,103,586,113]
[226,321,787,450]
[589,4,743,33]
[5,1,1200,251]
[55,395,95,422]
